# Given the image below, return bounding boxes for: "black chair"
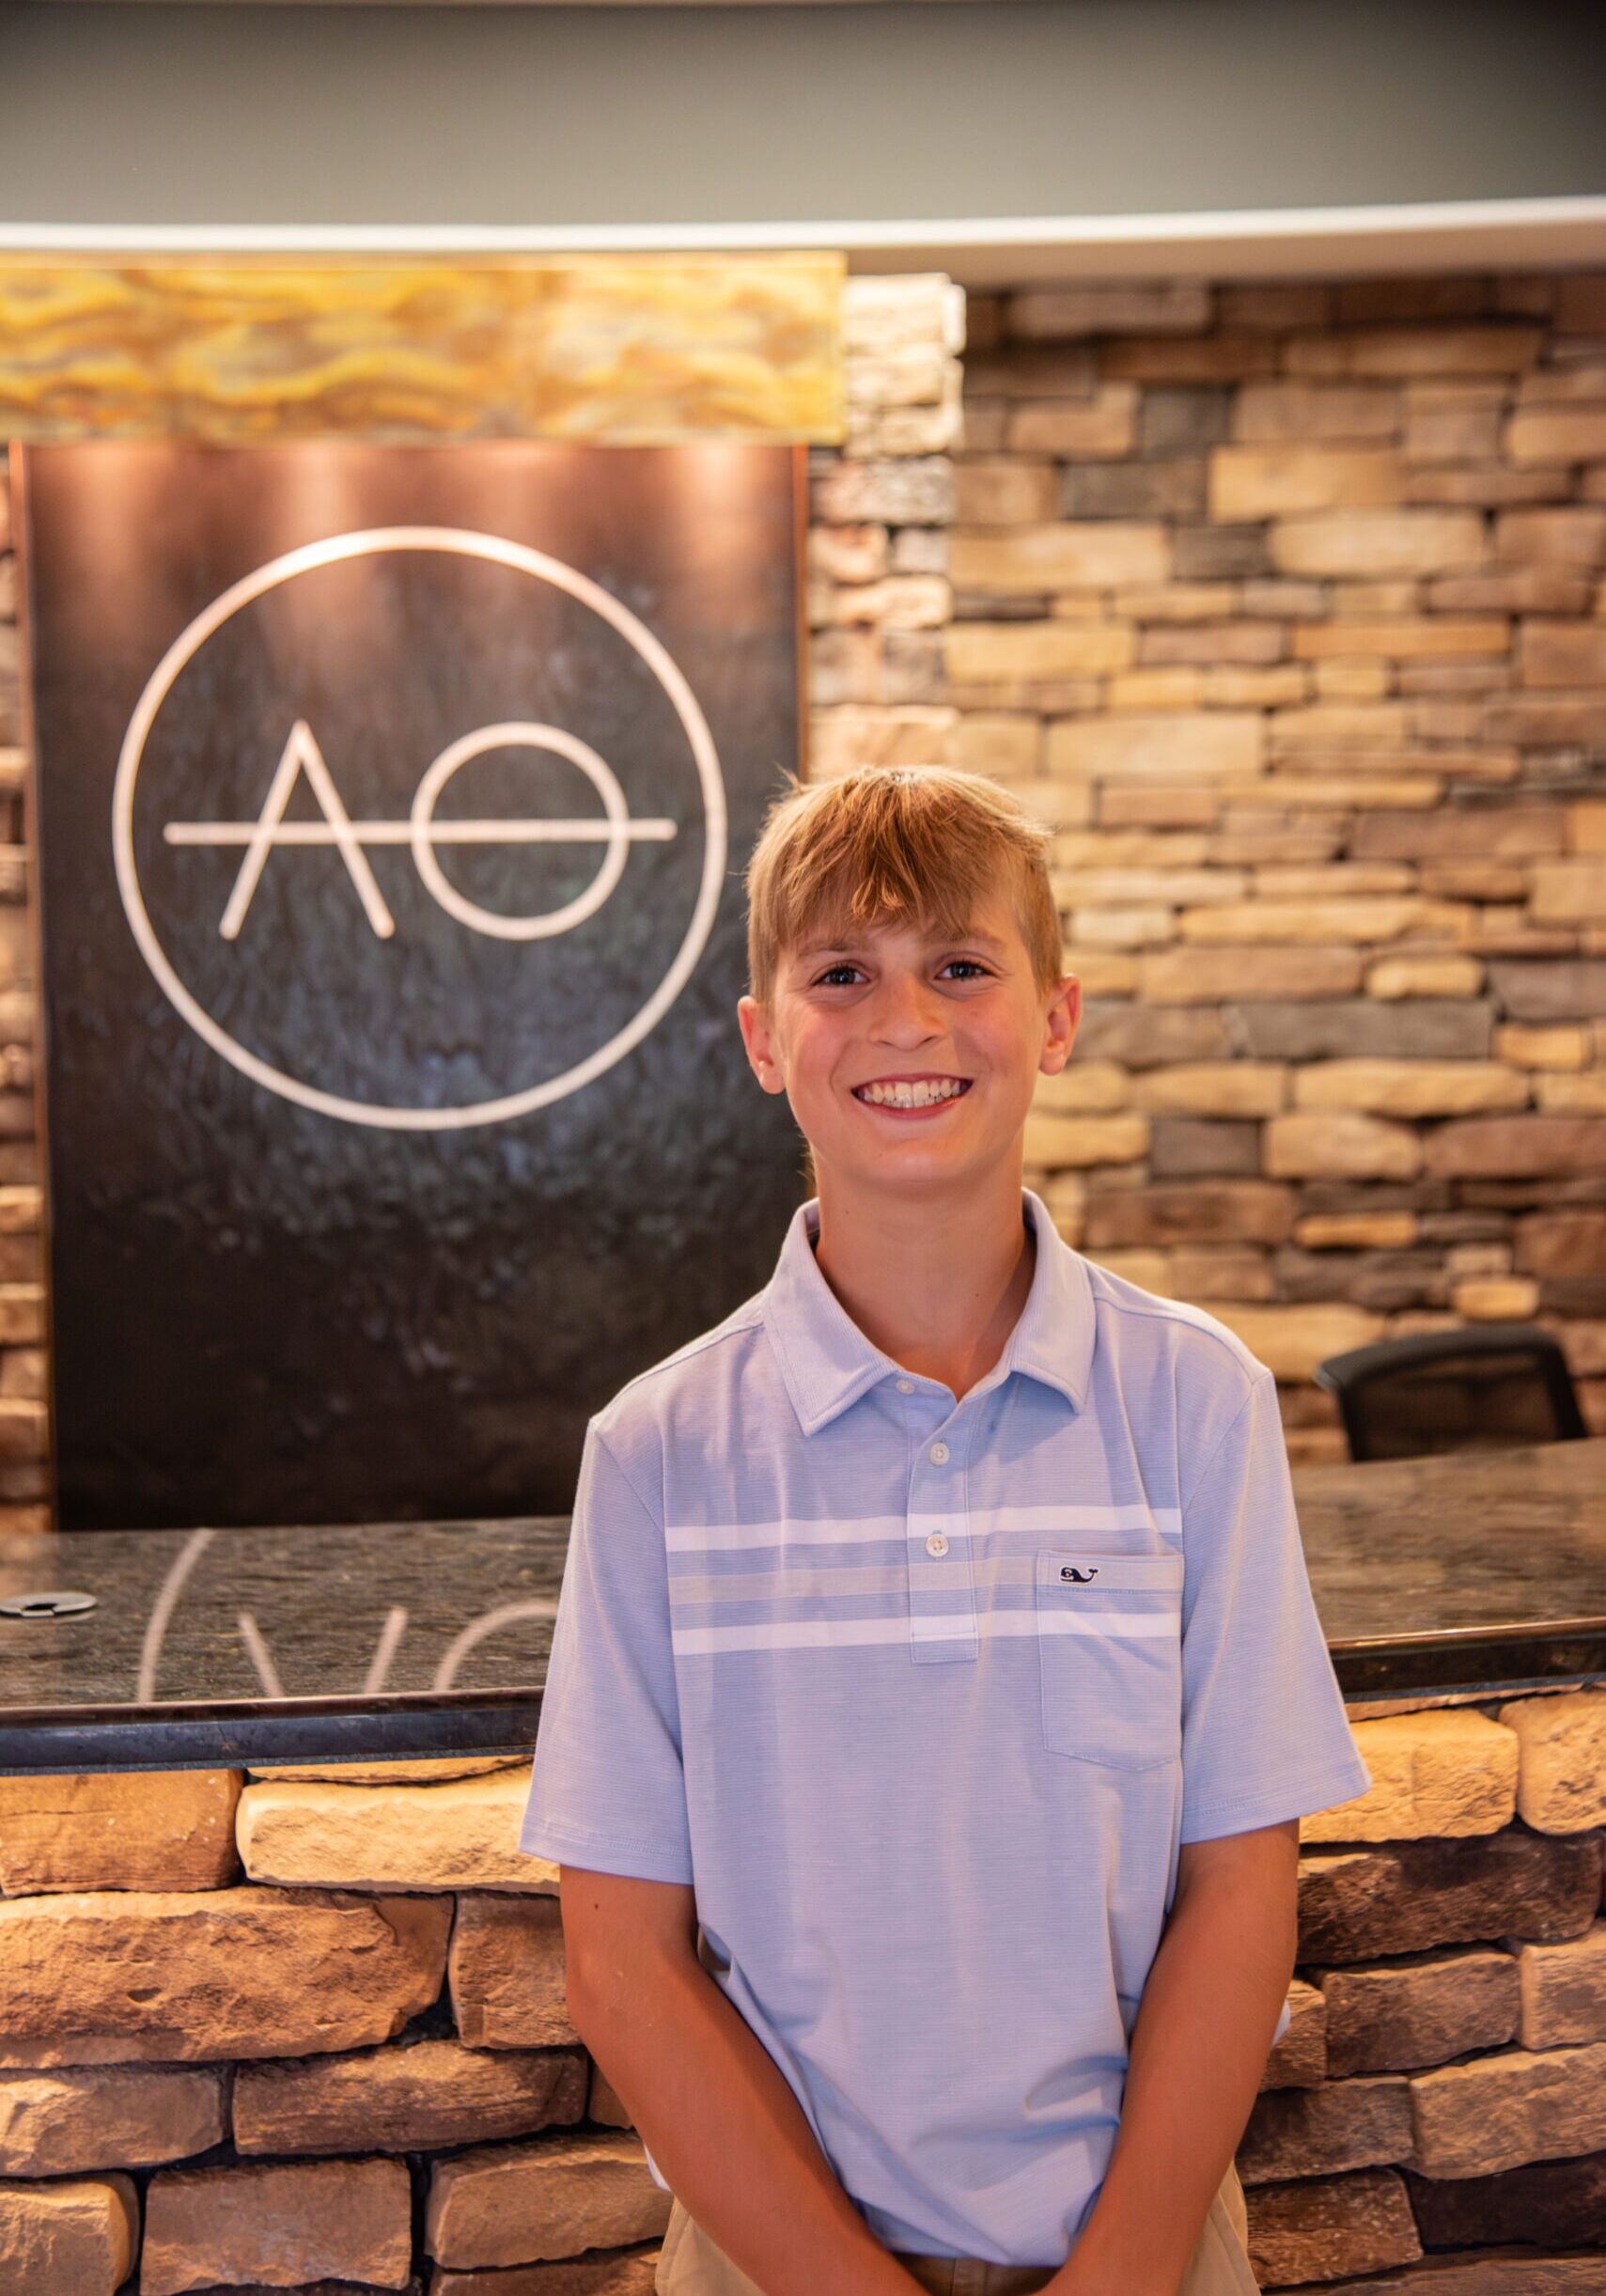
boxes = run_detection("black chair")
[1314,1323,1588,1464]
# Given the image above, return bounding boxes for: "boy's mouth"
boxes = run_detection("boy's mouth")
[850,1077,973,1115]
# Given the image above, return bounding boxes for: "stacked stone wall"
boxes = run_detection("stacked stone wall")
[0,1696,1603,2291]
[940,273,1606,1460]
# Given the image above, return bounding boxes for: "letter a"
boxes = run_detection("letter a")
[219,720,396,940]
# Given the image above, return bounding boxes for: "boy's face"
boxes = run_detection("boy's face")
[738,874,1079,1195]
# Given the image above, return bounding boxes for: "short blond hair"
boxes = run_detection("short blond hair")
[743,764,1061,1013]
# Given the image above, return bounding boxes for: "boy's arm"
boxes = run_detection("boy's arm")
[1046,1819,1298,2296]
[562,1866,920,2296]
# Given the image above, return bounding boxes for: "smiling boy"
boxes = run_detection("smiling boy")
[521,764,1371,2296]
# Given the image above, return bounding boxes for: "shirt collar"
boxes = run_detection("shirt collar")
[760,1184,1096,1438]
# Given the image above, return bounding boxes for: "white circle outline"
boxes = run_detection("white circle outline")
[408,721,630,943]
[112,526,728,1132]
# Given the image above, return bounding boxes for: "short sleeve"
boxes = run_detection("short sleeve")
[520,1417,694,1884]
[1177,1370,1373,1845]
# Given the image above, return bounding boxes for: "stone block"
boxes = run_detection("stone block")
[1291,1061,1528,1118]
[0,1887,450,2067]
[1410,2038,1606,2179]
[1298,1832,1602,1963]
[1484,692,1606,744]
[810,460,954,527]
[1286,325,1542,377]
[1141,620,1286,667]
[950,520,1163,593]
[1495,1690,1606,1834]
[1270,510,1485,578]
[1179,898,1459,946]
[450,1895,575,2051]
[1140,946,1364,1003]
[1232,381,1399,443]
[0,2173,137,2296]
[1300,1710,1516,1844]
[1499,1023,1595,1071]
[141,2156,413,2295]
[1021,1110,1149,1169]
[1060,460,1206,520]
[1423,1117,1606,1179]
[1498,505,1606,566]
[0,1770,242,1895]
[1522,619,1606,688]
[431,2257,660,2296]
[1516,1209,1606,1273]
[1206,1304,1385,1382]
[1356,807,1568,866]
[1138,386,1235,452]
[235,2036,587,2156]
[1082,1181,1295,1250]
[1489,960,1606,1023]
[1148,1118,1261,1179]
[1532,859,1606,924]
[1507,408,1606,462]
[1266,1112,1421,1180]
[1366,957,1485,1000]
[237,1766,551,1894]
[1517,1921,1606,2050]
[1234,999,1493,1061]
[1007,282,1211,336]
[1130,1064,1286,1117]
[1297,1211,1419,1249]
[1103,336,1280,385]
[1208,446,1404,520]
[1300,617,1508,661]
[427,2132,671,2272]
[808,705,958,777]
[0,2064,225,2176]
[1244,2169,1421,2288]
[1316,1947,1520,2077]
[1072,1003,1228,1068]
[1405,2148,1606,2256]
[1004,390,1139,458]
[953,461,1057,525]
[1170,1245,1271,1300]
[1261,1979,1327,2091]
[1048,711,1262,783]
[1238,2074,1412,2185]
[946,621,1133,682]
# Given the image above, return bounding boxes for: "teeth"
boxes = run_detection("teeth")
[856,1078,967,1107]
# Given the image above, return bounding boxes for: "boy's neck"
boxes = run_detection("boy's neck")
[807,1173,1037,1404]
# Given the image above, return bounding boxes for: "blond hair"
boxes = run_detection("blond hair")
[743,764,1061,1015]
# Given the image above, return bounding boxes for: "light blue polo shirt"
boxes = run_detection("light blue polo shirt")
[521,1185,1371,2266]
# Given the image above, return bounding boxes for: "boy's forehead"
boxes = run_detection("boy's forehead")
[787,912,1012,961]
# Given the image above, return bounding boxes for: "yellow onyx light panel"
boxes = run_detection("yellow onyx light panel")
[0,254,845,445]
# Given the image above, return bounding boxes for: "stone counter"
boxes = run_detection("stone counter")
[2,1691,1604,2294]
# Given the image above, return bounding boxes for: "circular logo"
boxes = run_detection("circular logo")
[113,526,727,1131]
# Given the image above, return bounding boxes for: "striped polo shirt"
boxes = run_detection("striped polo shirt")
[521,1184,1371,2266]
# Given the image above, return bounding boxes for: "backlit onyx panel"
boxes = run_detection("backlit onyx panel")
[24,441,803,1529]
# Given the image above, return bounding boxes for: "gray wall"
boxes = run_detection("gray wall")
[2,1,1602,242]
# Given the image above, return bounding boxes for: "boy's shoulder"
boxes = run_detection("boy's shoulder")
[1078,1248,1266,1386]
[587,1286,771,1472]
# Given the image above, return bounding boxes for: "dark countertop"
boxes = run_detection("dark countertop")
[2,1440,1603,1773]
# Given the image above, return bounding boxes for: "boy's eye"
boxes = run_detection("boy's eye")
[812,958,990,987]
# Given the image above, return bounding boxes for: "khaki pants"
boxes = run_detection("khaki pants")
[655,2160,1258,2295]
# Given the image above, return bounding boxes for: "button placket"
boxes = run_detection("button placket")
[908,1423,976,1663]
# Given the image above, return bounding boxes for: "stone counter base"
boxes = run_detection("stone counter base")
[0,1693,1602,2292]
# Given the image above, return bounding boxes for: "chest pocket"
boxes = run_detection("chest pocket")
[1036,1550,1184,1772]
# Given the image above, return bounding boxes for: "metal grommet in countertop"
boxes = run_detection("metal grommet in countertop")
[0,1591,99,1620]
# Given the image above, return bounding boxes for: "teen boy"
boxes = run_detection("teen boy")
[522,764,1371,2296]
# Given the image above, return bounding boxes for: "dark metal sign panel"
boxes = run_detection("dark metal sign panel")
[22,441,803,1529]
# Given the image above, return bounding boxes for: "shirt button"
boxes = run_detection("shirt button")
[925,1531,949,1557]
[928,1441,950,1464]
[895,1378,914,1394]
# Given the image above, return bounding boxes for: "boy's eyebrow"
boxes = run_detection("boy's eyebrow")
[794,929,1009,960]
